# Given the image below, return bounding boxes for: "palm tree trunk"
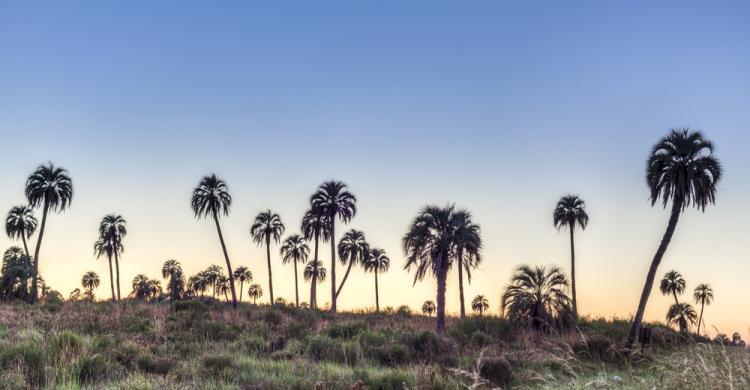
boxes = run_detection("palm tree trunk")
[30,198,50,304]
[336,258,354,299]
[697,302,705,335]
[311,234,319,309]
[569,224,577,319]
[457,244,466,318]
[436,256,448,333]
[212,212,238,308]
[266,236,274,304]
[294,261,299,307]
[170,276,176,303]
[330,221,337,314]
[114,251,122,301]
[626,198,683,350]
[239,281,244,303]
[108,254,116,302]
[374,267,380,313]
[21,235,30,261]
[672,291,679,305]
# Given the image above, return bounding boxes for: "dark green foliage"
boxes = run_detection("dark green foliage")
[449,316,513,345]
[76,354,110,384]
[230,334,267,355]
[121,315,151,333]
[305,335,342,362]
[262,309,283,328]
[399,331,455,364]
[202,355,235,379]
[195,320,239,341]
[327,321,367,339]
[137,353,175,375]
[480,356,513,387]
[0,342,46,387]
[173,299,208,314]
[114,340,140,368]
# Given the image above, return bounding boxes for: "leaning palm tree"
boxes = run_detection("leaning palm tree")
[311,181,356,313]
[301,209,331,309]
[25,163,73,303]
[363,247,389,313]
[81,271,100,301]
[626,129,722,349]
[659,270,686,305]
[250,210,285,305]
[5,206,37,259]
[666,302,698,333]
[452,210,482,319]
[233,266,253,303]
[336,229,368,299]
[247,283,263,305]
[403,205,456,332]
[472,295,489,316]
[191,174,238,308]
[162,259,183,303]
[303,260,327,309]
[553,195,588,319]
[501,265,574,331]
[280,234,309,307]
[99,214,126,301]
[94,238,120,302]
[693,284,714,335]
[422,300,435,316]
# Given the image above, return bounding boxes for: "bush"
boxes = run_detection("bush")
[43,291,64,312]
[173,299,208,314]
[76,353,110,384]
[121,315,151,333]
[400,331,455,364]
[396,305,412,318]
[327,321,367,339]
[49,330,84,359]
[479,356,513,387]
[202,355,235,379]
[449,316,513,345]
[137,353,175,375]
[0,342,47,387]
[195,320,239,341]
[230,334,267,355]
[305,335,344,363]
[262,310,283,328]
[115,340,141,368]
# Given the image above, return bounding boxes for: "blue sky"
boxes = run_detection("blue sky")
[1,1,749,334]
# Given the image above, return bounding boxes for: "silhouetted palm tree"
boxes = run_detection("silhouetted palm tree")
[5,206,37,259]
[25,163,73,303]
[191,174,238,308]
[501,265,573,331]
[216,275,230,302]
[162,259,183,303]
[626,129,722,349]
[553,195,588,319]
[99,214,126,301]
[336,229,368,299]
[233,266,253,304]
[131,274,151,300]
[693,284,714,335]
[81,271,99,301]
[422,300,435,316]
[311,181,356,314]
[69,288,81,301]
[659,270,686,305]
[363,247,389,313]
[204,264,223,298]
[0,247,33,301]
[250,210,285,305]
[280,234,309,307]
[452,210,482,319]
[304,259,326,309]
[301,209,331,309]
[667,302,697,333]
[248,283,263,305]
[94,238,121,302]
[188,272,209,298]
[472,295,489,316]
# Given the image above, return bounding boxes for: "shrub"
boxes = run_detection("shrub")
[49,330,84,359]
[43,291,64,312]
[479,356,513,387]
[327,321,367,339]
[400,331,455,364]
[396,305,412,318]
[0,342,47,387]
[469,330,492,348]
[137,353,175,375]
[121,315,151,333]
[115,340,141,368]
[574,334,621,363]
[201,355,235,379]
[262,310,283,328]
[195,320,238,341]
[449,316,513,345]
[230,334,267,355]
[76,353,110,384]
[173,299,208,314]
[305,335,344,363]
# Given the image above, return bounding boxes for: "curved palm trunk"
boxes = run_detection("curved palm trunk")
[671,291,679,305]
[293,261,299,307]
[336,258,355,299]
[330,221,337,314]
[311,234,319,309]
[697,302,705,335]
[30,198,51,304]
[114,251,122,301]
[107,254,116,302]
[374,267,380,313]
[457,244,466,318]
[212,212,238,308]
[239,280,244,303]
[569,224,577,319]
[626,199,683,350]
[266,236,274,304]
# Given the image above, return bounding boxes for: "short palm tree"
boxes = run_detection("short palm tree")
[69,288,82,301]
[301,208,331,309]
[5,206,37,259]
[627,129,722,349]
[363,247,389,313]
[336,229,368,299]
[501,265,573,331]
[162,259,183,303]
[81,271,99,301]
[205,264,223,298]
[693,284,714,335]
[311,181,356,314]
[280,234,309,307]
[131,274,151,300]
[553,195,588,319]
[25,163,73,303]
[233,266,253,303]
[247,283,263,305]
[94,238,121,302]
[250,210,285,305]
[422,300,435,316]
[452,210,482,319]
[472,295,489,316]
[216,275,230,302]
[99,214,126,301]
[659,270,686,305]
[666,302,698,333]
[0,247,33,301]
[191,174,238,308]
[304,259,327,308]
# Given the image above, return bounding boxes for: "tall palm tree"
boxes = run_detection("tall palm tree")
[250,210,285,305]
[336,229,368,299]
[191,174,238,308]
[81,271,100,301]
[452,210,482,319]
[659,270,685,305]
[162,259,183,303]
[501,265,574,331]
[301,209,331,309]
[247,283,263,305]
[94,238,120,302]
[666,302,698,333]
[304,260,326,308]
[472,295,489,316]
[233,266,253,303]
[693,284,714,335]
[311,181,356,313]
[403,205,456,332]
[422,300,435,316]
[627,129,722,349]
[280,235,309,307]
[5,206,37,259]
[25,163,73,303]
[363,247,389,313]
[99,214,126,301]
[553,195,588,319]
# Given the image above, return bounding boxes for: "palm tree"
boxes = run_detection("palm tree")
[472,295,489,316]
[94,238,121,302]
[363,247,389,313]
[303,260,326,308]
[693,284,714,335]
[131,274,151,300]
[204,264,223,298]
[162,259,183,303]
[188,272,209,298]
[311,181,356,314]
[216,275,230,302]
[69,288,82,301]
[247,283,263,305]
[81,271,100,301]
[553,195,588,319]
[250,210,285,305]
[5,206,37,259]
[501,265,574,331]
[422,300,435,316]
[191,174,238,308]
[452,210,482,319]
[99,214,126,301]
[233,266,253,303]
[25,163,73,303]
[666,302,698,333]
[0,247,33,301]
[403,205,456,332]
[301,209,331,309]
[336,229,368,299]
[280,234,309,307]
[626,129,722,349]
[659,270,686,305]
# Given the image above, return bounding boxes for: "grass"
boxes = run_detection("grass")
[0,300,744,389]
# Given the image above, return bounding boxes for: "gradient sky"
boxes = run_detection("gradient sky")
[1,2,749,337]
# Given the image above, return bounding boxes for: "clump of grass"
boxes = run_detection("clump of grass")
[49,330,84,360]
[76,353,110,384]
[136,353,175,375]
[0,341,47,387]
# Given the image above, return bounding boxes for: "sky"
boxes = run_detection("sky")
[1,1,749,337]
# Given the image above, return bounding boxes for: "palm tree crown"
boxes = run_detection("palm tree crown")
[99,214,126,301]
[162,259,183,302]
[666,302,698,333]
[191,174,231,218]
[422,300,435,316]
[659,270,686,304]
[233,265,253,303]
[553,195,589,231]
[304,260,327,282]
[5,206,37,254]
[471,295,489,315]
[247,283,263,304]
[81,271,100,295]
[501,265,573,331]
[694,283,714,335]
